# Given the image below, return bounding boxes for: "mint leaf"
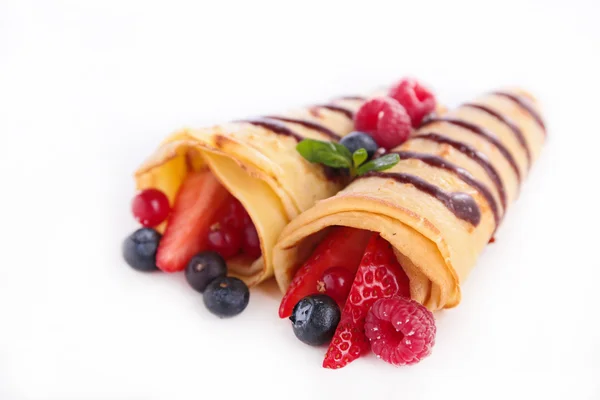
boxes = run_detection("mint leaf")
[356,153,400,176]
[352,148,368,168]
[314,150,352,169]
[296,139,353,169]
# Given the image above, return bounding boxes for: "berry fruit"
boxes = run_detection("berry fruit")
[222,198,251,230]
[323,319,367,368]
[319,267,354,306]
[203,276,250,318]
[122,228,162,272]
[340,131,379,159]
[323,234,411,369]
[279,227,372,318]
[290,294,341,346]
[156,171,230,272]
[185,251,228,293]
[131,189,171,228]
[241,223,261,259]
[365,297,436,366]
[388,78,436,128]
[354,97,412,150]
[207,223,242,259]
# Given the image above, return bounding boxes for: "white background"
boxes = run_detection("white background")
[1,0,599,399]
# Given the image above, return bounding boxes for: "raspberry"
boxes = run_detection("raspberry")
[354,97,412,150]
[388,78,436,128]
[365,297,436,366]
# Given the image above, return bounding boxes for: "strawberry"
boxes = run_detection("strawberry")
[323,234,410,369]
[278,227,372,318]
[156,170,231,272]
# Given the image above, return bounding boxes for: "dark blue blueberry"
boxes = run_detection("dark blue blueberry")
[340,131,379,159]
[185,251,227,293]
[203,277,250,318]
[122,228,161,272]
[290,294,340,346]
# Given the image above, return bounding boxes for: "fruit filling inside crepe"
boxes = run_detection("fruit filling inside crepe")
[133,168,263,275]
[155,170,261,273]
[280,227,419,369]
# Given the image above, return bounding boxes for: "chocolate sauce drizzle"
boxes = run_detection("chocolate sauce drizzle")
[314,104,354,119]
[420,117,521,183]
[412,133,507,211]
[462,103,532,167]
[238,118,304,142]
[264,116,340,140]
[239,90,539,226]
[359,171,481,226]
[391,151,500,226]
[491,92,546,133]
[335,96,367,101]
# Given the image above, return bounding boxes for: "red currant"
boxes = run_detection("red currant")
[207,223,242,259]
[222,198,250,230]
[318,267,354,304]
[242,223,261,258]
[131,189,171,227]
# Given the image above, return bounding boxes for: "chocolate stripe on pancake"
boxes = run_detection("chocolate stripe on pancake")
[238,118,304,142]
[392,151,500,226]
[264,116,340,140]
[358,171,481,226]
[420,117,521,183]
[411,133,507,211]
[314,104,354,119]
[335,96,367,101]
[462,103,532,168]
[491,92,546,133]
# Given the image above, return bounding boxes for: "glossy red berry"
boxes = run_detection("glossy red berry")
[131,189,171,227]
[388,78,436,127]
[241,223,261,258]
[319,267,354,305]
[207,223,242,259]
[222,198,250,230]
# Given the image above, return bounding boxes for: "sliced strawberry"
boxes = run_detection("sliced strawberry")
[156,170,231,272]
[323,234,410,369]
[323,317,370,369]
[278,227,372,318]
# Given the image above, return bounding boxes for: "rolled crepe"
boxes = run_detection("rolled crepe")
[134,96,373,286]
[273,88,545,310]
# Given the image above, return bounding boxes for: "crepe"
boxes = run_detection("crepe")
[133,96,372,286]
[273,89,545,310]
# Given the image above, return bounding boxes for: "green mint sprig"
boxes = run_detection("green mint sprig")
[296,139,400,178]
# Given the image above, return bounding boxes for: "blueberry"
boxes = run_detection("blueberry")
[122,228,161,272]
[185,251,227,293]
[203,277,249,318]
[340,131,379,158]
[290,294,340,346]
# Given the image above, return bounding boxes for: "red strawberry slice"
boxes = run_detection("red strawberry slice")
[156,170,231,272]
[278,227,372,318]
[323,234,410,369]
